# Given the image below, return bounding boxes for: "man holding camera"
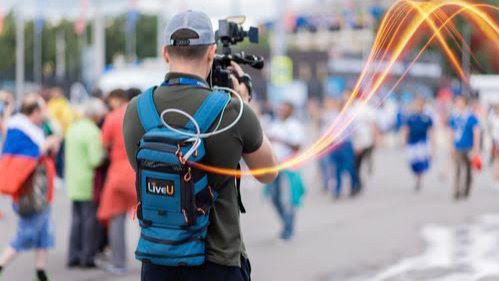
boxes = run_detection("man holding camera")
[123,10,277,281]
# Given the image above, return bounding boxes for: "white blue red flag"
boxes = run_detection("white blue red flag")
[0,114,55,200]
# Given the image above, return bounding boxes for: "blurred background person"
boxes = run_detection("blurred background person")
[448,95,481,200]
[47,86,75,182]
[319,95,342,192]
[0,91,15,220]
[125,88,142,102]
[47,87,74,136]
[0,91,15,149]
[488,103,499,189]
[0,94,60,281]
[65,98,107,269]
[402,96,434,191]
[327,96,360,198]
[96,89,136,274]
[267,102,306,241]
[350,91,378,192]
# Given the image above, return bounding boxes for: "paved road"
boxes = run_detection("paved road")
[1,147,499,281]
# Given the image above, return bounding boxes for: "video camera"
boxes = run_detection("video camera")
[209,16,264,89]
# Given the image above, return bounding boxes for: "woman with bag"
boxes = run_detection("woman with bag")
[0,94,61,281]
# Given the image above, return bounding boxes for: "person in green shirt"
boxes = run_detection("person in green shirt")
[64,98,107,268]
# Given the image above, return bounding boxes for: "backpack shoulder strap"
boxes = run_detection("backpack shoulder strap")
[137,86,161,131]
[185,91,231,133]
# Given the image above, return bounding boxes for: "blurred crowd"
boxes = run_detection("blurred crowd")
[0,86,141,279]
[262,79,496,244]
[0,78,496,279]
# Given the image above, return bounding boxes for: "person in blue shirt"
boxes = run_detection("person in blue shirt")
[448,95,481,200]
[402,96,434,191]
[324,95,360,198]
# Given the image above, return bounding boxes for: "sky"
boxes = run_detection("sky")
[0,0,315,23]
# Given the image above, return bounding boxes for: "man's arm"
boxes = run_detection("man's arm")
[229,62,278,184]
[243,135,278,184]
[401,125,409,146]
[268,136,301,152]
[472,125,481,155]
[123,98,146,170]
[41,135,61,156]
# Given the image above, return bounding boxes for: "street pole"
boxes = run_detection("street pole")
[93,0,105,86]
[462,23,471,97]
[126,0,138,63]
[55,29,66,82]
[273,0,287,57]
[34,26,42,85]
[34,0,44,86]
[157,12,163,57]
[15,5,24,101]
[157,0,168,58]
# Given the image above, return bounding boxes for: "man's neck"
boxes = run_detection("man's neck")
[169,63,207,80]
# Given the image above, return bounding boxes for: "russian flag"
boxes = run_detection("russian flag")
[0,114,55,201]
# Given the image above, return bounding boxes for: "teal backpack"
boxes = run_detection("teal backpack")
[134,80,231,266]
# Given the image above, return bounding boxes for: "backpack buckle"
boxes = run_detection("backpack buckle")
[176,144,187,165]
[184,167,192,182]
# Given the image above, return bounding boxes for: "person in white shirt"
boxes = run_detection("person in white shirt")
[266,102,306,241]
[351,96,379,191]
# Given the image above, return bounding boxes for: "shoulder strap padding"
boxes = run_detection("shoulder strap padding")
[137,87,161,131]
[185,91,230,133]
[138,88,230,133]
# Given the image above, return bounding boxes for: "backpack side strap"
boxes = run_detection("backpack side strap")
[137,87,161,131]
[185,91,231,133]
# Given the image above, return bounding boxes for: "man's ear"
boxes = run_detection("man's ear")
[163,46,171,64]
[207,44,217,62]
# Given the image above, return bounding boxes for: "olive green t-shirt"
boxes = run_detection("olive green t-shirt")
[123,72,263,267]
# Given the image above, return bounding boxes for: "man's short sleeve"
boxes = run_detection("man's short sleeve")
[237,103,264,154]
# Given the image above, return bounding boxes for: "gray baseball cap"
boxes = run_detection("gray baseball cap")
[164,10,215,46]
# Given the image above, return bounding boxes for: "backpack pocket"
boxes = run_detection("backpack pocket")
[137,143,196,227]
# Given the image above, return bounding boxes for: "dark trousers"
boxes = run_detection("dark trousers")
[330,141,359,196]
[68,201,98,265]
[455,150,472,198]
[268,174,295,239]
[141,256,251,281]
[355,145,374,189]
[55,140,65,178]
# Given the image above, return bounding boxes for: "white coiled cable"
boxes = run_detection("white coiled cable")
[159,86,244,162]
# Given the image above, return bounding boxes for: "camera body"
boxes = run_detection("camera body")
[209,17,264,88]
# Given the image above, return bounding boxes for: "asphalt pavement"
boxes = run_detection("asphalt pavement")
[1,146,499,281]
